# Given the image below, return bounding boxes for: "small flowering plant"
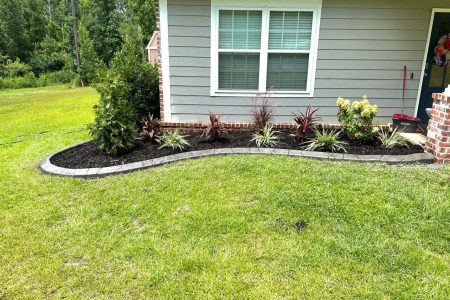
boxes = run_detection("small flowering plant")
[337,96,378,141]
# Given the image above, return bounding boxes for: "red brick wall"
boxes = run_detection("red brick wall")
[426,93,450,164]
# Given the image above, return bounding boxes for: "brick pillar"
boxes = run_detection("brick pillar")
[425,93,450,164]
[155,0,164,121]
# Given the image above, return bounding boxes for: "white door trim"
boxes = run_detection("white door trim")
[415,8,450,117]
[159,0,172,121]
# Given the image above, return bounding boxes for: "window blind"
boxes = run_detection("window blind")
[219,10,262,49]
[267,53,309,90]
[269,11,313,50]
[219,53,260,90]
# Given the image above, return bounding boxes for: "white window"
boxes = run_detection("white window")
[211,1,321,97]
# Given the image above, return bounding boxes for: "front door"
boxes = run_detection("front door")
[418,12,450,121]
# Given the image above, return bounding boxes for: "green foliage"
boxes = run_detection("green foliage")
[29,36,68,75]
[302,129,348,153]
[89,76,138,155]
[0,58,32,77]
[337,96,378,141]
[158,130,190,151]
[251,124,280,148]
[377,127,409,148]
[109,34,160,119]
[81,0,124,65]
[79,24,104,85]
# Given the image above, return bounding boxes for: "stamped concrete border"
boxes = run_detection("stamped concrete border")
[39,143,434,178]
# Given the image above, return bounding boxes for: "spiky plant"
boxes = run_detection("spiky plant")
[302,129,348,153]
[292,105,320,141]
[201,111,224,141]
[139,114,160,142]
[158,130,190,151]
[377,127,409,148]
[251,89,274,131]
[251,124,280,148]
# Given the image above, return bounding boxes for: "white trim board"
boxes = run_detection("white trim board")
[210,0,322,98]
[415,8,450,117]
[159,0,172,121]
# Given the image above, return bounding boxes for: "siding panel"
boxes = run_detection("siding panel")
[167,0,450,123]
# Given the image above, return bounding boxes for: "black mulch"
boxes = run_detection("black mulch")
[51,129,424,169]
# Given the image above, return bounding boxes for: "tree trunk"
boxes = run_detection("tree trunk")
[70,0,83,86]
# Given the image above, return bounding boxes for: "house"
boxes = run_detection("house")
[146,31,159,64]
[156,0,450,128]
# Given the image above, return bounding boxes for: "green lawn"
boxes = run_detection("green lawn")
[0,86,449,299]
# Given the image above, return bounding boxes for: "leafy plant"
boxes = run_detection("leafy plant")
[158,130,190,151]
[337,96,378,141]
[377,127,409,148]
[139,114,160,142]
[202,111,225,141]
[88,77,138,156]
[292,105,320,141]
[251,89,274,131]
[110,35,160,119]
[302,129,348,153]
[251,124,279,148]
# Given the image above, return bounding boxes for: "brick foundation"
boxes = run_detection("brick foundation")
[425,93,450,164]
[161,121,365,133]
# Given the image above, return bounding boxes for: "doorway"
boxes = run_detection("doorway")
[417,10,450,121]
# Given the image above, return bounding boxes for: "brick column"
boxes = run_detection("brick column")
[155,0,164,121]
[425,93,450,164]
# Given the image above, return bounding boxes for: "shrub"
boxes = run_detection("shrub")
[251,89,274,131]
[302,129,348,153]
[110,36,160,119]
[292,105,320,141]
[201,111,224,141]
[89,77,138,156]
[337,96,378,141]
[251,124,279,148]
[36,69,75,86]
[377,127,409,148]
[139,114,160,142]
[158,130,190,151]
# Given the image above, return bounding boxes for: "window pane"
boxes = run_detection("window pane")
[267,53,309,90]
[269,11,313,50]
[219,10,262,49]
[219,53,260,90]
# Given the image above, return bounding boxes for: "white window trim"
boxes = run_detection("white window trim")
[210,2,322,98]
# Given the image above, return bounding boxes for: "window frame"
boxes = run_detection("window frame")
[211,4,321,98]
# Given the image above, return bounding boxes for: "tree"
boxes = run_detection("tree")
[81,0,124,65]
[70,0,83,85]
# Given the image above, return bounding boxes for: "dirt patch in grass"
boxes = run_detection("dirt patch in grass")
[51,129,424,169]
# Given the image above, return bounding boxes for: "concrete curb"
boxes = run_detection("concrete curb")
[39,143,435,178]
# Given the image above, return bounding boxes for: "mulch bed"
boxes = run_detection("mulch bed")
[51,129,424,169]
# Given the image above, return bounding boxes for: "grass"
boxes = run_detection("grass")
[0,86,449,299]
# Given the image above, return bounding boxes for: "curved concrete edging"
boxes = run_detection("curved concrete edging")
[39,143,435,178]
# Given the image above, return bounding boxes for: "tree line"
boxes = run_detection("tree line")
[0,0,157,88]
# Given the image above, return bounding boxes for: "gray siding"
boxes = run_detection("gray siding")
[167,0,450,123]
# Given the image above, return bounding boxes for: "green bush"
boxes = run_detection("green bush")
[337,96,378,141]
[36,69,75,86]
[89,76,138,155]
[0,72,37,89]
[158,130,190,151]
[302,129,348,153]
[110,35,160,119]
[251,124,279,148]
